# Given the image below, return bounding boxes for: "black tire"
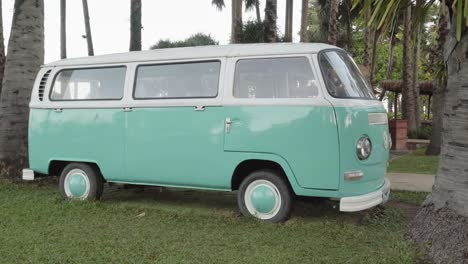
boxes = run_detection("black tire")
[237,170,292,223]
[59,163,104,200]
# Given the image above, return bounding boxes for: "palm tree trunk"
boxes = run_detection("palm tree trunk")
[284,0,293,42]
[82,0,94,56]
[363,9,371,80]
[426,6,449,156]
[0,0,44,174]
[410,21,468,263]
[300,0,309,42]
[379,21,399,101]
[369,29,381,88]
[402,4,416,130]
[130,0,142,51]
[327,0,339,45]
[0,0,6,96]
[255,0,261,23]
[263,0,277,43]
[231,0,243,43]
[60,0,67,59]
[344,0,352,51]
[412,25,421,128]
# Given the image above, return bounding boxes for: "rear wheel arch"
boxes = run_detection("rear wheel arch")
[48,160,104,181]
[231,159,294,192]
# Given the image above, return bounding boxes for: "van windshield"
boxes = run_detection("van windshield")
[319,50,375,99]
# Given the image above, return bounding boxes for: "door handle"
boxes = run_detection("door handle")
[123,107,133,112]
[54,108,62,113]
[225,118,232,134]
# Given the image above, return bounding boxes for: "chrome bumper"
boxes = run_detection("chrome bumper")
[339,178,390,212]
[22,169,35,181]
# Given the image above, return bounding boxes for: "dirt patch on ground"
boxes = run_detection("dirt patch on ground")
[410,204,468,264]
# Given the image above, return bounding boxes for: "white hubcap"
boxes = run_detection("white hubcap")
[244,179,282,220]
[63,169,91,199]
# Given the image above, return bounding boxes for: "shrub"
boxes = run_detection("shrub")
[408,126,432,140]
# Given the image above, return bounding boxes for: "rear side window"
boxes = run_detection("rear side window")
[233,57,318,99]
[319,51,375,99]
[134,61,220,99]
[50,67,126,101]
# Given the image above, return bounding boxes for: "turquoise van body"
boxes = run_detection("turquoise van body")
[25,44,391,219]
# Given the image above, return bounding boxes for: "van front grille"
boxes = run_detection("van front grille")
[38,69,52,101]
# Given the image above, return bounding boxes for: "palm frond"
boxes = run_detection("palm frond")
[212,0,225,10]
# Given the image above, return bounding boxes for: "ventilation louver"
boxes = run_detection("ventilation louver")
[38,69,52,101]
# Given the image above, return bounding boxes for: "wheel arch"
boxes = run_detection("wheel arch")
[48,159,104,180]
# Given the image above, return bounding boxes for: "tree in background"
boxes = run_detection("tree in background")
[212,0,243,43]
[82,0,94,56]
[150,33,219,49]
[327,0,339,45]
[0,0,5,95]
[0,0,44,174]
[245,0,262,23]
[300,0,309,42]
[130,0,142,51]
[60,0,67,59]
[263,0,278,42]
[284,0,293,42]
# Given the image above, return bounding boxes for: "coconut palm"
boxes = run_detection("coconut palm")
[130,0,142,51]
[284,0,293,42]
[356,0,468,261]
[263,0,277,42]
[82,0,94,56]
[245,0,262,23]
[60,0,67,59]
[0,0,44,173]
[0,0,5,95]
[212,0,243,43]
[328,0,339,45]
[300,0,309,42]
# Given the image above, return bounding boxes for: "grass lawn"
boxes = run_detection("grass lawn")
[388,148,439,175]
[0,179,422,263]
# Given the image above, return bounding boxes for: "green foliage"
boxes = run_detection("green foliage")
[408,126,432,140]
[239,20,285,43]
[0,180,421,263]
[150,33,218,49]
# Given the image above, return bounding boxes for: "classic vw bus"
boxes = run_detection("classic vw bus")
[24,43,391,223]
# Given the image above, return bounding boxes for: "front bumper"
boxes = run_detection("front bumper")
[339,178,390,212]
[22,169,35,181]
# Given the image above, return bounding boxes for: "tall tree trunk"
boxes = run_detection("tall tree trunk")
[0,0,44,174]
[130,0,142,51]
[327,0,339,45]
[0,0,5,96]
[412,26,421,128]
[401,4,416,130]
[362,9,371,80]
[369,29,381,88]
[344,0,352,51]
[410,19,468,263]
[299,0,309,42]
[426,6,449,156]
[263,0,277,43]
[231,0,243,43]
[255,0,261,23]
[60,0,66,59]
[82,0,94,56]
[284,0,293,42]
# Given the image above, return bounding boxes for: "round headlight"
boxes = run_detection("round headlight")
[356,136,372,160]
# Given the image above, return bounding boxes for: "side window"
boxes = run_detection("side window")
[134,61,220,99]
[50,67,126,101]
[233,57,318,99]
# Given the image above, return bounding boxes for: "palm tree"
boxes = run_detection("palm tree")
[245,0,262,23]
[130,0,142,51]
[82,0,94,56]
[212,0,243,43]
[0,0,6,95]
[263,0,277,42]
[284,0,293,42]
[0,0,44,173]
[60,0,67,59]
[401,3,416,131]
[327,0,339,45]
[356,0,468,261]
[300,0,309,42]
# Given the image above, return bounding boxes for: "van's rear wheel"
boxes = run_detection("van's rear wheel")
[59,163,104,200]
[237,170,292,223]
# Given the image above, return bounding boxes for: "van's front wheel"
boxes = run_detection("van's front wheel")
[237,170,292,223]
[59,163,104,200]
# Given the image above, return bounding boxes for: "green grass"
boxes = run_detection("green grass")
[388,148,439,175]
[0,179,421,263]
[390,191,429,205]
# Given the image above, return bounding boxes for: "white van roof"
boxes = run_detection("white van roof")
[45,43,339,67]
